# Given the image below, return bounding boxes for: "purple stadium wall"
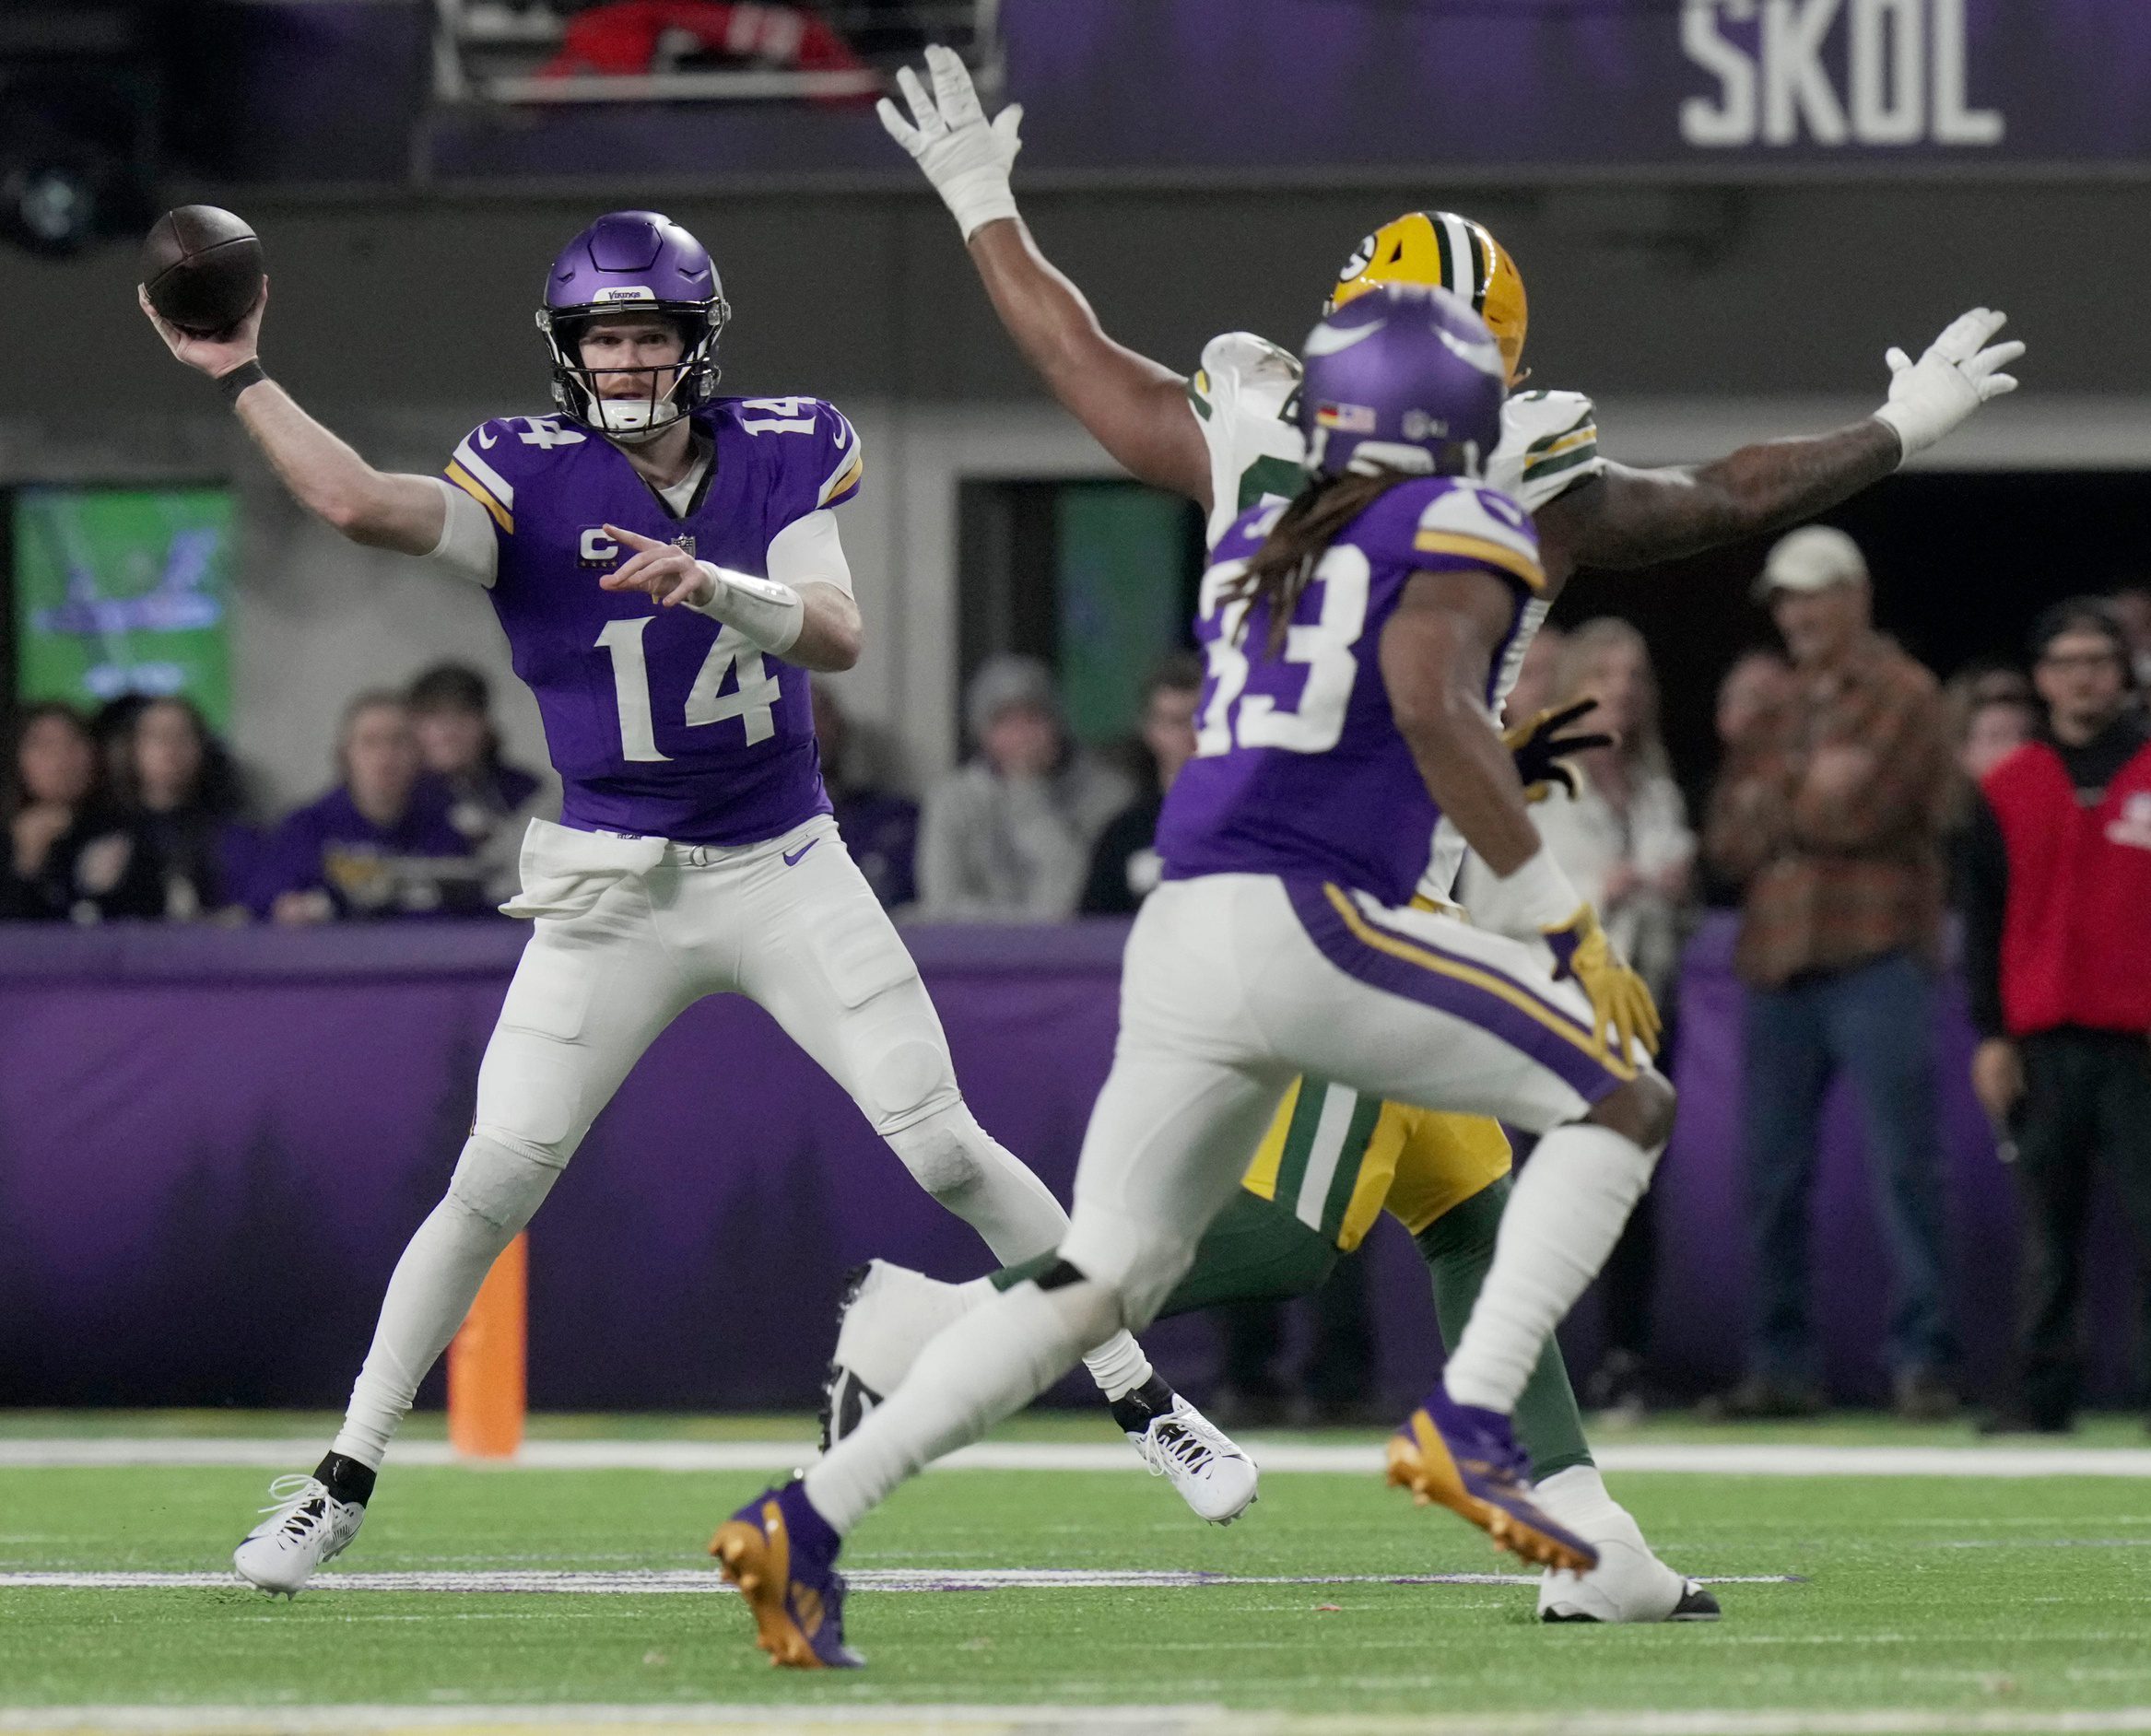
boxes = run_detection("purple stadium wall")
[0,917,2137,1413]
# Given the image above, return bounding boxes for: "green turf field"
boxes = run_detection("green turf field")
[2,1413,2149,1733]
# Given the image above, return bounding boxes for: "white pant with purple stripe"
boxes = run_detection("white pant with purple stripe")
[1058,872,1651,1328]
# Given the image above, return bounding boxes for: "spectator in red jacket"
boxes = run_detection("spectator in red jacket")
[1962,599,2151,1433]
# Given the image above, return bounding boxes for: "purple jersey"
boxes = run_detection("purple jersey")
[248,778,483,920]
[442,395,864,845]
[1157,475,1544,907]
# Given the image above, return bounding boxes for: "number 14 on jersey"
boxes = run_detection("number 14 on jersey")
[595,616,780,762]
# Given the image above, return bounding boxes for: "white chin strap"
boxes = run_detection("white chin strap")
[592,395,683,443]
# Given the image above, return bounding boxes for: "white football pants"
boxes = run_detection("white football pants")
[330,815,1117,1470]
[479,815,987,1161]
[1058,873,1650,1328]
[799,870,1661,1533]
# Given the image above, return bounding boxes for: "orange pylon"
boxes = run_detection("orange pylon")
[448,1233,527,1460]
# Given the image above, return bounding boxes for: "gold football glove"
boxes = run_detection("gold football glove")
[1543,904,1662,1061]
[1502,697,1614,804]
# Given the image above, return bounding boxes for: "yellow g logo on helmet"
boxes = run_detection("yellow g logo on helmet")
[1329,211,1530,387]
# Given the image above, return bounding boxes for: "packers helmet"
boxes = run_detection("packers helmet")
[1327,211,1529,387]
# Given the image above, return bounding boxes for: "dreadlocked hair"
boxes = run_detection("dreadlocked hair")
[1229,468,1424,656]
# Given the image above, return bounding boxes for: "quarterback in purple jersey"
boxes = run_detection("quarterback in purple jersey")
[141,208,1251,1603]
[713,287,1676,1667]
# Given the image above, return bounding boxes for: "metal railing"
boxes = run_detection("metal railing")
[432,0,998,108]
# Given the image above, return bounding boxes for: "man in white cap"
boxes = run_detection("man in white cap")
[1704,526,1958,1421]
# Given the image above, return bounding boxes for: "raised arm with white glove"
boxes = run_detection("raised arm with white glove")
[874,44,1211,502]
[878,44,1024,241]
[1873,307,2024,463]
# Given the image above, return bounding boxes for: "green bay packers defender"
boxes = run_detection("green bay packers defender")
[843,46,2023,1625]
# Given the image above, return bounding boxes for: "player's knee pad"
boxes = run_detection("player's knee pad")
[881,1102,1006,1202]
[447,1133,564,1236]
[859,1040,961,1136]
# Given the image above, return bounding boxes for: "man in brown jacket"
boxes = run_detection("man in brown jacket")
[1706,526,1958,1420]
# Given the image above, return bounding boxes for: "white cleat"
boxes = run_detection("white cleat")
[818,1261,1261,1526]
[232,1475,365,1597]
[1530,1464,1718,1624]
[1130,1394,1259,1526]
[819,1260,981,1450]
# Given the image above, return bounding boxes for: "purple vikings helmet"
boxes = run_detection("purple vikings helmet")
[1298,283,1507,482]
[536,210,730,442]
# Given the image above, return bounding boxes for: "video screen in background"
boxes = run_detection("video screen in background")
[11,484,236,731]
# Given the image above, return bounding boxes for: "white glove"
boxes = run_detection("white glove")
[1873,307,2024,463]
[877,43,1024,241]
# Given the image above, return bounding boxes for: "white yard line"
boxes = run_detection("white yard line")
[0,1567,1801,1594]
[6,1706,2151,1736]
[5,1437,2151,1476]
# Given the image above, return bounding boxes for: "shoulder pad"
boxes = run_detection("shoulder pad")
[1190,331,1302,425]
[728,395,864,525]
[441,416,565,534]
[807,400,865,509]
[1493,389,1602,512]
[1399,479,1545,593]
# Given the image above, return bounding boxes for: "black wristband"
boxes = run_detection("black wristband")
[216,359,266,404]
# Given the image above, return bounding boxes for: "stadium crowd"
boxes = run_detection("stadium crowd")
[5,537,2148,1428]
[0,663,545,926]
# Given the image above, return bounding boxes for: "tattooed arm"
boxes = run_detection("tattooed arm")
[1535,418,1902,574]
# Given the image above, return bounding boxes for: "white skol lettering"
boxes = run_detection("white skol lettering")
[1851,0,1922,143]
[1679,0,2001,150]
[1680,0,1757,147]
[1762,0,1847,146]
[1931,0,2002,144]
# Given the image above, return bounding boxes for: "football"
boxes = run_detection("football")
[140,205,264,337]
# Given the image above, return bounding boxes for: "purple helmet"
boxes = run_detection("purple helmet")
[1297,283,1506,481]
[536,210,731,442]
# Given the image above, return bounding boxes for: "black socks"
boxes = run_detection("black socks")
[313,1451,377,1507]
[1107,1372,1175,1436]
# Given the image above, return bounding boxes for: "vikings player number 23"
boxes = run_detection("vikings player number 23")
[1194,484,1534,763]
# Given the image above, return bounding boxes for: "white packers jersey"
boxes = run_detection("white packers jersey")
[1184,330,1606,903]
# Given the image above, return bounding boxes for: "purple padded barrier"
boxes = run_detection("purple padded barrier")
[0,916,2137,1411]
[1645,919,2139,1406]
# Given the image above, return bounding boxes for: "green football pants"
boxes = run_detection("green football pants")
[993,1174,1593,1476]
